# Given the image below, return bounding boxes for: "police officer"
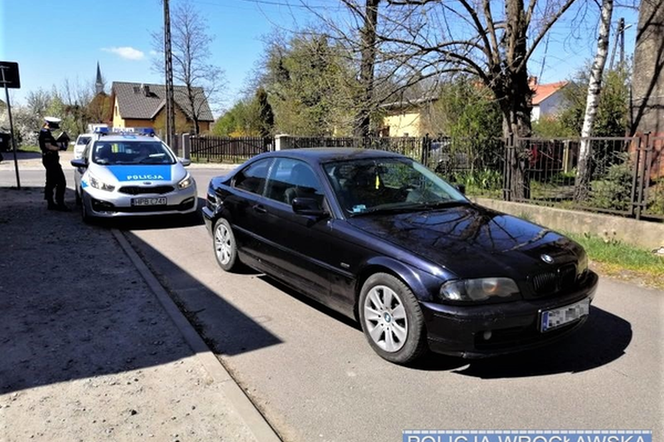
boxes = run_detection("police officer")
[39,117,70,211]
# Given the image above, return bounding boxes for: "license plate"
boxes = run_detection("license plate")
[131,197,167,206]
[539,298,590,332]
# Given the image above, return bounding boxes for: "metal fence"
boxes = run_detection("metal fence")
[190,136,272,163]
[187,132,664,222]
[504,135,664,221]
[281,136,426,162]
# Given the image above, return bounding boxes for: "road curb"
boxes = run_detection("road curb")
[112,229,282,442]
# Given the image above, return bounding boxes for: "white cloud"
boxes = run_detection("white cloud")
[102,47,145,61]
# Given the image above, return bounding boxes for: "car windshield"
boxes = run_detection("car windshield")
[92,140,176,165]
[323,157,467,216]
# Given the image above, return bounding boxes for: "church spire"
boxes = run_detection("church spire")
[95,62,104,95]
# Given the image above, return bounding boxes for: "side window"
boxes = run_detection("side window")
[265,158,324,205]
[233,158,271,195]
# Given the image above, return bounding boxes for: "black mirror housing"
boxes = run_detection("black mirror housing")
[70,158,87,168]
[292,197,328,218]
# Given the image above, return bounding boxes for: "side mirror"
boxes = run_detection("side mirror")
[179,158,191,167]
[70,158,87,168]
[455,184,466,195]
[292,197,328,218]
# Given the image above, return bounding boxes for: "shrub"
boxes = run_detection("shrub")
[589,155,633,211]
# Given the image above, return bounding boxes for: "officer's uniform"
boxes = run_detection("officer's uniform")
[39,117,68,210]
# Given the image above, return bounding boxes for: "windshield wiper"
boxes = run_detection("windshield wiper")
[415,200,470,210]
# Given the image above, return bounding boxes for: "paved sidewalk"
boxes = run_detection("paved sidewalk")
[0,186,279,442]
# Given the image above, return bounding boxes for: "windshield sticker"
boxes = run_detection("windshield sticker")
[106,165,172,182]
[352,204,367,213]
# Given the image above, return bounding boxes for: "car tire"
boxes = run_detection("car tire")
[359,273,428,364]
[81,193,92,224]
[213,218,240,272]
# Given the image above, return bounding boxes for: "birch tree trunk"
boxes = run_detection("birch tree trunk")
[574,0,614,201]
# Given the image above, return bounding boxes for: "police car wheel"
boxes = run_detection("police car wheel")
[81,196,92,224]
[213,218,239,272]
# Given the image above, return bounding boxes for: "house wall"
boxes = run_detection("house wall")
[112,96,211,133]
[539,91,565,117]
[112,98,124,127]
[531,91,565,122]
[383,112,421,137]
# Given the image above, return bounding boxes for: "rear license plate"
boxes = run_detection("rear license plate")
[131,197,167,206]
[539,298,590,332]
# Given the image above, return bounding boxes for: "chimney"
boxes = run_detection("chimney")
[141,84,151,96]
[528,76,538,86]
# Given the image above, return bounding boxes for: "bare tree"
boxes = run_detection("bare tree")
[359,0,586,198]
[574,0,614,201]
[352,0,380,138]
[152,0,225,134]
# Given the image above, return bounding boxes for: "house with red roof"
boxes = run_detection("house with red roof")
[530,78,568,122]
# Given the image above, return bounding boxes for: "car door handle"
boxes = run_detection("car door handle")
[253,204,267,214]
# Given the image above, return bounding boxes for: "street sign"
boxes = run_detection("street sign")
[0,62,20,89]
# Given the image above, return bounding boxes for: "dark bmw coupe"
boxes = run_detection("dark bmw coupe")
[202,149,598,364]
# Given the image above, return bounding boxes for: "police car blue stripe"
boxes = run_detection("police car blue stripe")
[107,165,172,182]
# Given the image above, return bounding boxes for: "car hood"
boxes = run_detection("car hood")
[347,203,584,281]
[92,164,186,184]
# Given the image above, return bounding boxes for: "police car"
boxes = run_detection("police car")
[70,127,197,221]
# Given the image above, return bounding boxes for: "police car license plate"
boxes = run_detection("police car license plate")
[131,197,167,206]
[539,298,590,332]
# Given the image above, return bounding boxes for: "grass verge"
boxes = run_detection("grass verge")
[566,232,664,289]
[18,145,41,153]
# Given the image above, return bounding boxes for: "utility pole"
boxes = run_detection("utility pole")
[618,17,626,66]
[608,17,625,70]
[163,0,175,147]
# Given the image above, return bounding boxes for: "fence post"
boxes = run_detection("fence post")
[503,134,514,202]
[275,134,290,151]
[635,132,651,220]
[421,133,430,166]
[182,133,191,160]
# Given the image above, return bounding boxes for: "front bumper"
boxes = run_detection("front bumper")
[81,184,198,218]
[422,271,599,358]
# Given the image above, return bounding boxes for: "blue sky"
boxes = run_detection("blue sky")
[0,0,639,117]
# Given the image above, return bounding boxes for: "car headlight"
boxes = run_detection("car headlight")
[439,278,520,302]
[89,174,115,192]
[178,174,194,190]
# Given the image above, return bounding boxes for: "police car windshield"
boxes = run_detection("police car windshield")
[92,141,176,165]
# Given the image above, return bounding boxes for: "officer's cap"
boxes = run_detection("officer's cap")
[44,116,61,129]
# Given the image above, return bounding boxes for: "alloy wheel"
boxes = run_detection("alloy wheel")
[214,223,233,266]
[363,284,408,352]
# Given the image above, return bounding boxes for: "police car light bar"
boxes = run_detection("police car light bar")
[102,127,157,137]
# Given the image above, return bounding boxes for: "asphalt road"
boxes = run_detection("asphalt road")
[5,166,663,442]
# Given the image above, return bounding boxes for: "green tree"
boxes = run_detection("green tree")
[256,87,274,137]
[213,99,261,137]
[423,78,502,141]
[559,65,630,137]
[257,33,357,136]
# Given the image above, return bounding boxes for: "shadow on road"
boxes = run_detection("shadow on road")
[0,187,280,395]
[252,273,631,377]
[122,232,282,357]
